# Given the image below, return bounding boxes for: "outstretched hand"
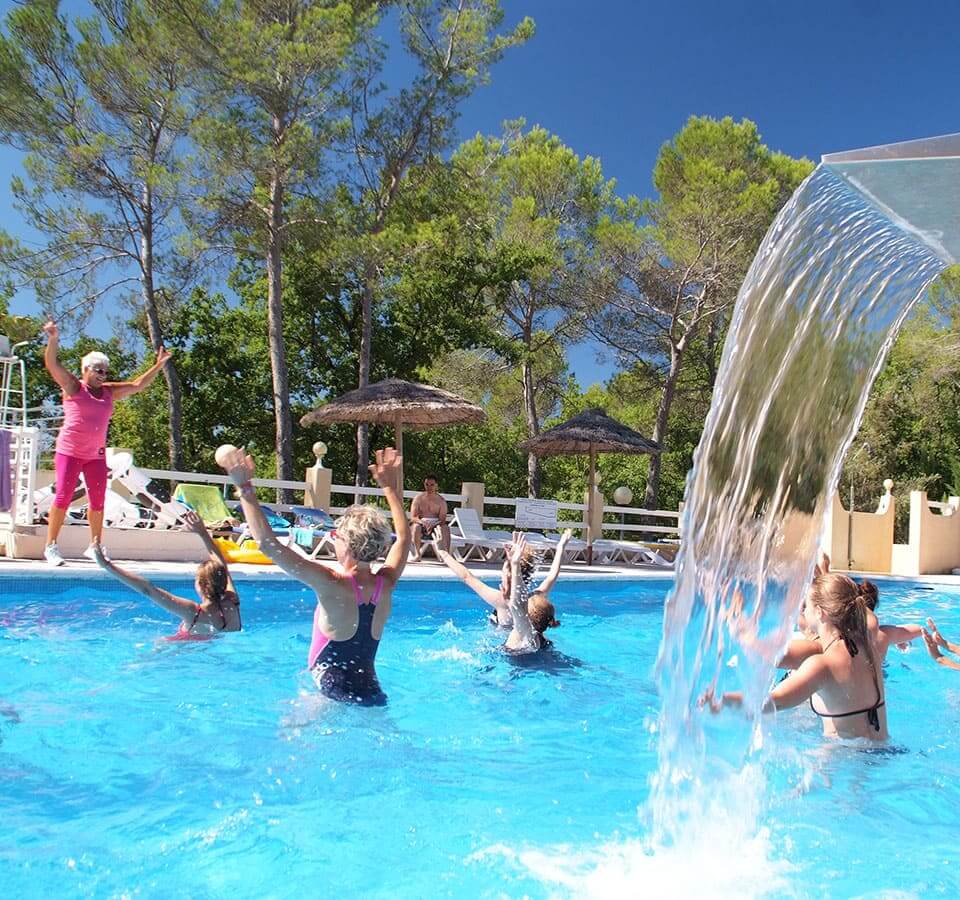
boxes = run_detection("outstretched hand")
[508,531,527,567]
[91,539,111,569]
[368,447,402,493]
[557,528,573,547]
[154,346,172,367]
[181,510,206,535]
[922,627,943,661]
[42,320,58,340]
[698,687,725,714]
[219,446,256,488]
[814,551,831,579]
[926,618,948,649]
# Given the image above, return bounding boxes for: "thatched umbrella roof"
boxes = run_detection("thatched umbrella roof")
[519,408,662,457]
[519,408,660,564]
[301,378,485,491]
[300,378,485,429]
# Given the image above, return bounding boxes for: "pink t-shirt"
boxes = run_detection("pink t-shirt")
[56,383,114,460]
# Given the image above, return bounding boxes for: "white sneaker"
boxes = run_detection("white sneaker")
[44,543,65,567]
[83,543,108,563]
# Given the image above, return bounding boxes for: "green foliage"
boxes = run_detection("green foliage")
[842,265,960,538]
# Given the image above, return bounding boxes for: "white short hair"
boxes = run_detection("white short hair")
[81,351,110,372]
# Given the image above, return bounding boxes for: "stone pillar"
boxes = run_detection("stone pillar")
[461,482,485,514]
[583,487,605,543]
[305,441,332,511]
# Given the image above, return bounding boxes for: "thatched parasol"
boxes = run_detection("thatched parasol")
[300,378,486,489]
[519,408,661,563]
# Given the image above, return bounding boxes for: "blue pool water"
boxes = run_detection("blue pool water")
[0,573,958,897]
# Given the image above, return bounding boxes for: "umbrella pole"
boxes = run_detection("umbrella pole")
[587,445,596,566]
[394,414,405,499]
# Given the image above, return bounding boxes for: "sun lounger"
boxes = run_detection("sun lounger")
[172,483,239,532]
[591,539,672,567]
[290,505,337,558]
[449,507,512,562]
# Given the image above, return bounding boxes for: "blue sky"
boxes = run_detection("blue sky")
[2,0,959,386]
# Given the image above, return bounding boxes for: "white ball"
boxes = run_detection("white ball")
[613,486,633,505]
[215,444,238,468]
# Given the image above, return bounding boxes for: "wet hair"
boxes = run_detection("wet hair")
[858,579,879,611]
[424,474,439,484]
[335,504,392,563]
[810,573,878,672]
[196,558,230,612]
[528,592,560,635]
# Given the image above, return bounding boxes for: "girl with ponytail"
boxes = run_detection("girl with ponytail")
[712,573,922,740]
[93,511,240,637]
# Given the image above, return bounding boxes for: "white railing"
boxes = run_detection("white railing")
[92,464,683,539]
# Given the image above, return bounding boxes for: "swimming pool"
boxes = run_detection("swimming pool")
[0,573,957,897]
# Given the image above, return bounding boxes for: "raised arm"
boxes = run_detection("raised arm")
[42,320,79,395]
[107,346,172,400]
[927,618,960,655]
[537,529,572,596]
[778,637,822,669]
[710,655,829,714]
[181,510,237,596]
[220,448,337,591]
[436,548,505,608]
[92,541,198,622]
[505,532,537,649]
[923,626,960,670]
[371,447,410,582]
[879,623,923,651]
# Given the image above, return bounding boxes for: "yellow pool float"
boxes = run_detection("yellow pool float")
[213,538,274,566]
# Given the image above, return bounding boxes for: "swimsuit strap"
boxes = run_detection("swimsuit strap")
[190,604,203,630]
[809,635,885,731]
[349,574,384,606]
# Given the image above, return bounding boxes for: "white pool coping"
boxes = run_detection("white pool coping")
[0,555,669,581]
[2,555,960,587]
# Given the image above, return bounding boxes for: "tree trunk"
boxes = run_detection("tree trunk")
[521,355,541,498]
[140,184,183,472]
[643,343,685,510]
[355,272,375,490]
[267,157,294,503]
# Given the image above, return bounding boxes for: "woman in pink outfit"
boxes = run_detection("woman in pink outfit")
[41,320,172,566]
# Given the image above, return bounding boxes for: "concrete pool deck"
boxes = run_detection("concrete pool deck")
[2,553,960,587]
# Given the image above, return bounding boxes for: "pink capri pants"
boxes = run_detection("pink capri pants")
[54,452,108,512]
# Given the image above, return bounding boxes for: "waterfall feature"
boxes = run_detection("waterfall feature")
[653,133,960,842]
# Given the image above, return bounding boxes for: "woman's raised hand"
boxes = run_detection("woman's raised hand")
[926,618,948,648]
[155,346,172,367]
[368,447,402,492]
[181,510,206,535]
[219,446,256,487]
[508,531,527,567]
[42,320,58,339]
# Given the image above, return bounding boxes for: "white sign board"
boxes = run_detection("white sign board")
[514,498,559,530]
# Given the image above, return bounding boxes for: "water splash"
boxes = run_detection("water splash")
[653,162,949,840]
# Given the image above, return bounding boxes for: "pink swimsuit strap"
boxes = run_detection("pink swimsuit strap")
[307,574,384,668]
[350,574,384,606]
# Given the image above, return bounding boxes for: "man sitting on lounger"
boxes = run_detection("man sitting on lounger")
[410,475,450,561]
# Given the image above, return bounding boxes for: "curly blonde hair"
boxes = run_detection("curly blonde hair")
[335,504,392,563]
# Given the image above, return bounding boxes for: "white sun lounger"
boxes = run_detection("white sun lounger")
[449,507,512,562]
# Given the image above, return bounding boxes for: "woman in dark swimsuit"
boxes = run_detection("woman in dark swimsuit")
[220,446,409,706]
[711,573,921,741]
[93,511,240,636]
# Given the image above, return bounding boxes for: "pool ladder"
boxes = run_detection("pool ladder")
[0,343,39,525]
